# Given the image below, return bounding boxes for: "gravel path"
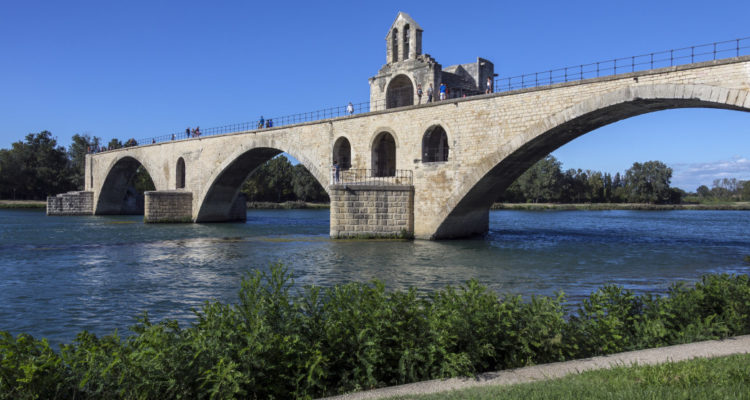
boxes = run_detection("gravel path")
[321,335,750,400]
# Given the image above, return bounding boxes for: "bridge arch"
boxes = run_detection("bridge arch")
[386,74,414,109]
[95,155,158,215]
[431,83,750,238]
[195,142,329,222]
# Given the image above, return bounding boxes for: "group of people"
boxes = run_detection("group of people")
[415,77,494,104]
[257,116,273,129]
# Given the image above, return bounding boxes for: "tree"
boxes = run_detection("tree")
[241,156,295,202]
[107,138,123,150]
[696,185,711,198]
[69,134,101,190]
[623,161,673,204]
[0,131,74,199]
[516,155,563,203]
[292,164,328,202]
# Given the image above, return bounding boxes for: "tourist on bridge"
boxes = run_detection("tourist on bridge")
[417,84,423,104]
[194,126,201,137]
[266,119,273,128]
[172,133,176,141]
[486,77,493,94]
[427,83,433,102]
[439,82,446,101]
[258,116,264,129]
[185,127,190,138]
[347,102,354,115]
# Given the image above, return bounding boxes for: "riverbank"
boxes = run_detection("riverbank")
[491,202,750,211]
[0,200,46,208]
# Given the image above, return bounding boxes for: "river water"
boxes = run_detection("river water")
[1,208,749,346]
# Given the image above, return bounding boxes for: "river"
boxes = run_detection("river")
[1,208,749,346]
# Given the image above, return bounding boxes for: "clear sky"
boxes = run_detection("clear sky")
[1,0,749,191]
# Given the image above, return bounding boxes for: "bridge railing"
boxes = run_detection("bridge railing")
[331,169,413,186]
[92,36,750,152]
[494,36,750,92]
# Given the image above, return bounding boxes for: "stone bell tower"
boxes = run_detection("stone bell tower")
[369,12,495,111]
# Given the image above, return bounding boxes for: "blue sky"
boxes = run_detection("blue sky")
[1,0,749,191]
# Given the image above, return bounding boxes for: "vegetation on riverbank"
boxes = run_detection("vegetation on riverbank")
[1,265,750,399]
[388,353,750,400]
[0,200,46,208]
[492,202,750,211]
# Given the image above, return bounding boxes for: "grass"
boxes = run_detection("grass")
[492,202,750,211]
[386,353,750,400]
[0,200,46,208]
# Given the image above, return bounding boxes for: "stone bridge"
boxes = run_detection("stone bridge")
[53,56,750,239]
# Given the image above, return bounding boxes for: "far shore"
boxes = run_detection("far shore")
[491,202,750,211]
[3,199,749,211]
[0,200,46,208]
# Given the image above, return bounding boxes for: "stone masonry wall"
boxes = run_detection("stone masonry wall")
[330,185,414,238]
[144,191,193,223]
[47,191,93,215]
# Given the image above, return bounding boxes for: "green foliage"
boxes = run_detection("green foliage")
[499,157,688,204]
[241,156,328,203]
[68,134,102,190]
[2,267,750,399]
[0,131,75,200]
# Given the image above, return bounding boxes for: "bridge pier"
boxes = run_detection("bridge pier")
[144,191,193,223]
[330,184,414,239]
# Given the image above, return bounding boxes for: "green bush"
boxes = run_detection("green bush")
[1,265,750,399]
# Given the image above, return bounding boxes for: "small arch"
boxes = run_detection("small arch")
[371,131,396,177]
[176,157,186,189]
[386,74,414,109]
[333,137,351,169]
[392,29,399,62]
[422,125,449,162]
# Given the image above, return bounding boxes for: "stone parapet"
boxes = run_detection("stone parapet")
[330,184,414,238]
[46,191,93,215]
[144,190,193,223]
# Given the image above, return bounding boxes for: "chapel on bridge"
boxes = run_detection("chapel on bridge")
[369,12,496,110]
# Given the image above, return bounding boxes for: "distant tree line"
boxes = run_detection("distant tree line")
[240,156,329,203]
[499,156,686,204]
[694,178,750,202]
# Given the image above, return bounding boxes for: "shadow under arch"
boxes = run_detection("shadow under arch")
[96,156,156,215]
[432,83,750,239]
[386,74,414,109]
[195,146,329,222]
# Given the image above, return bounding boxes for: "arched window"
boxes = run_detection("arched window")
[422,126,449,162]
[176,157,186,189]
[372,132,396,177]
[386,74,414,109]
[403,24,410,60]
[392,29,399,62]
[333,137,351,170]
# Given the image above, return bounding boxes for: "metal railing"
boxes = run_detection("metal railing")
[331,169,413,186]
[494,37,750,92]
[88,36,750,152]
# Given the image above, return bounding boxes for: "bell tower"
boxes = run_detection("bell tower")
[386,12,423,64]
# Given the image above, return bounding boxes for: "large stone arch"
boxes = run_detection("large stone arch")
[429,83,750,238]
[95,155,159,215]
[194,140,329,222]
